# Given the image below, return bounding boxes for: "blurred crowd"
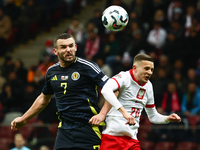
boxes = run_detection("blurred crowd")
[0,0,200,149]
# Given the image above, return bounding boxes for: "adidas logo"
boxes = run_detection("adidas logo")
[51,75,57,81]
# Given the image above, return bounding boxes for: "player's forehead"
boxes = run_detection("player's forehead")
[138,60,154,68]
[57,38,75,46]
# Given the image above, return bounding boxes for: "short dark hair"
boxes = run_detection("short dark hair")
[54,33,75,48]
[133,54,154,64]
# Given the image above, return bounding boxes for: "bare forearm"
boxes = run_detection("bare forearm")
[21,93,52,123]
[99,100,112,116]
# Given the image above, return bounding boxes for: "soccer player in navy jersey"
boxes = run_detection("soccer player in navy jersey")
[11,33,109,150]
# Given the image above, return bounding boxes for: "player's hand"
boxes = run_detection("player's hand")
[167,113,181,122]
[89,114,106,126]
[11,117,26,130]
[123,113,136,125]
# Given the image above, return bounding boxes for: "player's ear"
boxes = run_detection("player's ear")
[75,44,77,51]
[53,48,58,55]
[132,65,136,70]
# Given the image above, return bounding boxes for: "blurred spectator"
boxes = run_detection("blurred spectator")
[152,68,170,107]
[39,145,50,150]
[185,68,200,87]
[184,5,196,37]
[158,82,182,115]
[4,0,21,23]
[38,55,54,77]
[162,20,184,62]
[167,0,182,22]
[83,22,105,61]
[125,28,157,58]
[173,71,188,93]
[87,8,105,36]
[0,7,12,56]
[39,39,56,63]
[0,83,17,114]
[22,82,40,113]
[66,18,84,44]
[153,9,170,29]
[104,32,121,69]
[181,82,200,116]
[7,71,25,96]
[172,7,184,23]
[33,68,45,91]
[172,59,186,76]
[146,21,167,57]
[14,58,28,83]
[128,11,143,32]
[151,54,172,80]
[1,56,15,79]
[14,0,41,43]
[130,0,150,25]
[27,65,37,83]
[10,133,31,150]
[27,120,55,150]
[119,51,133,71]
[95,58,112,78]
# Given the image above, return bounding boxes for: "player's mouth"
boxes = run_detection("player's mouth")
[145,76,150,80]
[66,55,73,59]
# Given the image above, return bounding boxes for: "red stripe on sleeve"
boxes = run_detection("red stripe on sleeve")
[112,78,120,89]
[145,104,155,108]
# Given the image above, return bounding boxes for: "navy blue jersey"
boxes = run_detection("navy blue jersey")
[42,57,109,129]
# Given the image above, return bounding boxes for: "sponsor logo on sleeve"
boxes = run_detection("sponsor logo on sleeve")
[101,75,108,81]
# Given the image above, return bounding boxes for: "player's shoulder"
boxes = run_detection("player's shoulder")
[113,70,129,79]
[46,62,60,73]
[76,57,101,73]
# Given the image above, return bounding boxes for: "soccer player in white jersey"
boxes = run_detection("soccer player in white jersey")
[89,53,181,150]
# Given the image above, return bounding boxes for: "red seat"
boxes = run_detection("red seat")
[175,142,198,150]
[198,144,200,150]
[0,126,16,139]
[154,142,175,150]
[140,141,155,150]
[187,116,199,126]
[0,138,13,150]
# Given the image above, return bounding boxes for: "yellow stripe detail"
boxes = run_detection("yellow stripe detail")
[88,99,106,126]
[95,85,98,97]
[56,112,62,128]
[74,57,77,63]
[90,124,102,139]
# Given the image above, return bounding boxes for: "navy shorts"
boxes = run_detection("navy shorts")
[54,124,103,150]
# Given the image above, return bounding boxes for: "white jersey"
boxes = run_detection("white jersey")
[101,69,168,140]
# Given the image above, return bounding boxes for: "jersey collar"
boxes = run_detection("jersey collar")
[129,69,146,86]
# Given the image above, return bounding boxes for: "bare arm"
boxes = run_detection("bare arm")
[11,93,52,130]
[89,91,119,126]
